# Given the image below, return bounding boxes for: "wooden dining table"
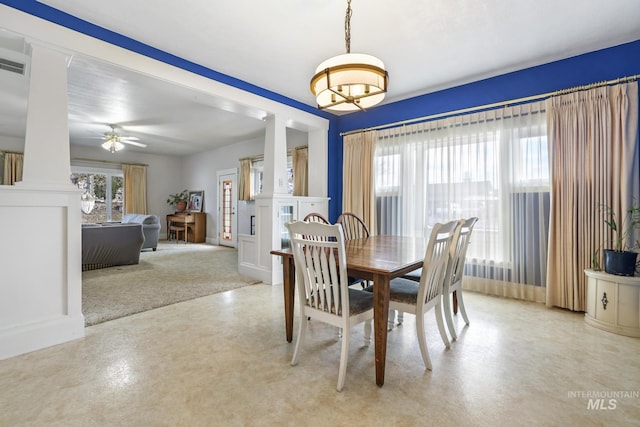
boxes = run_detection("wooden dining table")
[271,235,427,387]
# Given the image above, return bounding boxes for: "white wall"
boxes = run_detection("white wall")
[182,136,263,242]
[0,136,24,151]
[0,186,84,360]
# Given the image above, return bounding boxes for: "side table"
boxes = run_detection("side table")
[584,269,640,337]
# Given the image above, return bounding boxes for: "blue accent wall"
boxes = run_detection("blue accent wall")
[328,40,640,221]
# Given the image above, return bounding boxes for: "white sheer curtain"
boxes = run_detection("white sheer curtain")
[375,102,549,302]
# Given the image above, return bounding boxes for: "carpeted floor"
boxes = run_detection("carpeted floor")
[82,241,260,326]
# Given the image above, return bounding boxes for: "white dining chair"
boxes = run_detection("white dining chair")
[441,217,478,340]
[286,220,374,392]
[387,219,461,370]
[337,212,371,289]
[401,217,478,339]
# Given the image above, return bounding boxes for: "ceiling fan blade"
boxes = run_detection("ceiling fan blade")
[121,140,147,148]
[119,136,140,141]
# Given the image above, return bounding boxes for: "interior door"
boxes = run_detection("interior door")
[218,169,237,247]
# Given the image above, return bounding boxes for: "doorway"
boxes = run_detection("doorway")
[218,169,237,247]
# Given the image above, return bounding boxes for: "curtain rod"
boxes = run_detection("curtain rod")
[239,145,308,161]
[71,157,148,167]
[340,74,640,137]
[0,149,24,155]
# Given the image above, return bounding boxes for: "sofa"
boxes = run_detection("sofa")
[81,223,145,271]
[122,214,161,251]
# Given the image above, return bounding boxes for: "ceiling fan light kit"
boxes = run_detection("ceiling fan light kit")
[100,124,146,153]
[310,0,388,112]
[101,139,125,153]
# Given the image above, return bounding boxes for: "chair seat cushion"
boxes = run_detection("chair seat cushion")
[402,268,422,282]
[388,277,420,305]
[348,288,374,315]
[308,287,373,316]
[363,277,421,304]
[348,276,365,286]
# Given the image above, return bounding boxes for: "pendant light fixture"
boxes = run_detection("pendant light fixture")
[310,0,389,112]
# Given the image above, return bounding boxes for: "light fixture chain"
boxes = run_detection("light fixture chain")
[345,0,352,53]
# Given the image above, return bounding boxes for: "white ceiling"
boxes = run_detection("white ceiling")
[1,0,640,156]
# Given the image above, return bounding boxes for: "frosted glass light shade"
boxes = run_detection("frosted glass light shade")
[102,140,124,153]
[310,53,388,111]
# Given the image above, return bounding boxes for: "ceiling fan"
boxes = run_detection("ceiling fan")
[100,124,147,153]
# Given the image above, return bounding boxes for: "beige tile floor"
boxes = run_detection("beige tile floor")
[1,285,639,427]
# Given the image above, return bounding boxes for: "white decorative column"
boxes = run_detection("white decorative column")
[254,115,290,284]
[307,128,328,197]
[262,114,289,196]
[239,117,330,284]
[0,42,84,360]
[18,42,74,189]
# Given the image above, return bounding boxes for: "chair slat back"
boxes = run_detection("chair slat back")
[303,212,330,224]
[336,212,370,240]
[446,217,478,287]
[286,221,349,317]
[418,220,462,305]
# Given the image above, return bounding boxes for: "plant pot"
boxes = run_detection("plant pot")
[175,201,187,212]
[603,249,638,276]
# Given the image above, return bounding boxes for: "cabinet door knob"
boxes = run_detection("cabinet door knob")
[601,292,608,310]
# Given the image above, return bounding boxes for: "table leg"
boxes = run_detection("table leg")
[373,273,390,387]
[282,256,296,343]
[453,290,458,314]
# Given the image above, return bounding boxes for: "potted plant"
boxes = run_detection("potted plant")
[598,203,640,276]
[167,189,189,212]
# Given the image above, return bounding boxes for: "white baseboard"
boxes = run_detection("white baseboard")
[0,315,85,360]
[238,263,275,285]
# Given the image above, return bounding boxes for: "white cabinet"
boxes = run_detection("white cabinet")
[238,195,329,284]
[584,269,640,337]
[297,199,327,220]
[277,196,329,250]
[273,196,329,249]
[278,202,295,250]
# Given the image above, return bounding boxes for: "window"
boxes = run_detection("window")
[251,159,264,197]
[71,168,124,223]
[251,154,293,197]
[374,103,549,288]
[374,151,400,194]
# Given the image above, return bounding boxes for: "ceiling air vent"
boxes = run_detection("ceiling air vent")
[0,57,25,75]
